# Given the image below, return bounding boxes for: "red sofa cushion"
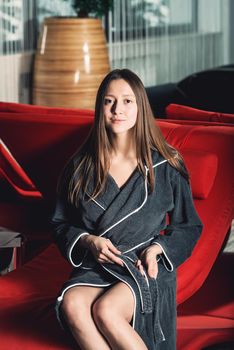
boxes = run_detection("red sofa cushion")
[166,104,234,124]
[181,150,218,199]
[0,244,72,350]
[177,253,234,349]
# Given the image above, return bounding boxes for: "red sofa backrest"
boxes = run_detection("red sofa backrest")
[0,102,94,202]
[0,101,95,117]
[0,112,93,202]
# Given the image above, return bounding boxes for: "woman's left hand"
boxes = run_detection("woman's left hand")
[136,245,162,279]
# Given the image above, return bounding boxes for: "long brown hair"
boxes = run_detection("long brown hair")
[68,69,188,205]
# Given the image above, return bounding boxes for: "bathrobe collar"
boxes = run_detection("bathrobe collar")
[85,150,166,235]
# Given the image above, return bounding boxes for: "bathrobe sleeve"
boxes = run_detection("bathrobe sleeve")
[152,170,203,271]
[51,160,89,267]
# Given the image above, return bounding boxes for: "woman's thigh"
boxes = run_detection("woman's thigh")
[94,282,135,323]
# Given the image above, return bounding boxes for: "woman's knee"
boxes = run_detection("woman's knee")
[61,288,90,327]
[92,297,117,331]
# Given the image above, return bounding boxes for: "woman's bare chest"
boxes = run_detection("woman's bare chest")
[108,159,138,189]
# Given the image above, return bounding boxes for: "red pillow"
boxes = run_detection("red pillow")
[166,104,234,124]
[181,150,218,199]
[166,104,219,122]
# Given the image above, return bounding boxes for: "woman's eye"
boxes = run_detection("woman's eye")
[104,98,113,105]
[124,99,132,104]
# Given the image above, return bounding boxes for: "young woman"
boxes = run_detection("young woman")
[52,69,203,350]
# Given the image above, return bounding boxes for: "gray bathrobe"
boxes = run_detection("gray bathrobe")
[52,150,203,350]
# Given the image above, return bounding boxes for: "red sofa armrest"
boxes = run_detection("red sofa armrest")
[0,139,42,199]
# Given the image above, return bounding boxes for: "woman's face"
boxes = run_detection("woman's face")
[103,79,138,135]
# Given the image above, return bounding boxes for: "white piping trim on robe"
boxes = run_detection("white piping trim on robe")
[152,159,168,168]
[86,192,106,211]
[152,242,174,272]
[123,237,154,254]
[69,232,90,267]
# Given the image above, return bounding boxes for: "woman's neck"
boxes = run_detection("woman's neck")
[110,132,136,160]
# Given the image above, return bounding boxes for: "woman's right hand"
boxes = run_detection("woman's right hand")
[80,235,124,266]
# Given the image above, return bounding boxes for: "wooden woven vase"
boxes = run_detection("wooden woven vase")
[33,18,110,109]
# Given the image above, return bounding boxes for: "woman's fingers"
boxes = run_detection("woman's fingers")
[106,239,122,255]
[98,254,114,264]
[93,238,123,266]
[145,255,158,279]
[88,236,124,265]
[101,249,124,266]
[139,247,159,279]
[135,259,145,276]
[102,239,123,266]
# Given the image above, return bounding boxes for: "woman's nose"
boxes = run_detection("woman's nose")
[111,100,123,114]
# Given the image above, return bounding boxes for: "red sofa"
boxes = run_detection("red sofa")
[0,102,233,349]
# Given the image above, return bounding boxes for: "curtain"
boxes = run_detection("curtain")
[0,0,37,102]
[109,0,228,86]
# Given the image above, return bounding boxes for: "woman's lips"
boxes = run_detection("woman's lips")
[111,118,126,123]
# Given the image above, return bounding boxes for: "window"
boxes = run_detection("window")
[107,0,198,41]
[0,0,37,54]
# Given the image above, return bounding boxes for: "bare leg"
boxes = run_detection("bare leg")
[92,282,148,350]
[61,285,111,350]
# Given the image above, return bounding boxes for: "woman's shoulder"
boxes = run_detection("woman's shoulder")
[151,149,177,169]
[151,149,167,167]
[151,148,184,179]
